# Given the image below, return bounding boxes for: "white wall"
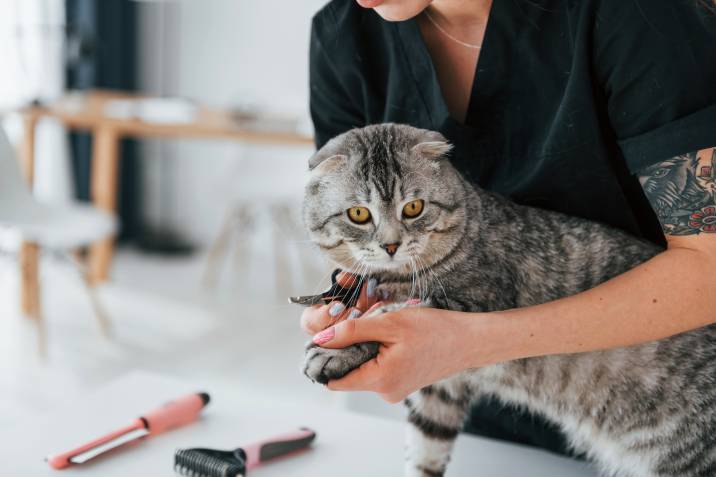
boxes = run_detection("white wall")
[137,0,327,245]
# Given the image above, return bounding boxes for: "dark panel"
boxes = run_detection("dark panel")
[65,0,140,241]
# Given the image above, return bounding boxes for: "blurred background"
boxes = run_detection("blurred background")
[0,0,393,427]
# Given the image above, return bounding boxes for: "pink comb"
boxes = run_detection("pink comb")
[46,392,210,469]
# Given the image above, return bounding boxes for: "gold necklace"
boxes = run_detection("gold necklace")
[423,8,482,50]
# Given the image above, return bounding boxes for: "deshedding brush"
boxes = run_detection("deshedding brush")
[174,428,316,477]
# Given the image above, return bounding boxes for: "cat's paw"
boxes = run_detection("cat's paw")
[302,342,379,384]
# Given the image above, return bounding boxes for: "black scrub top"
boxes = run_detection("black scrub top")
[308,0,716,456]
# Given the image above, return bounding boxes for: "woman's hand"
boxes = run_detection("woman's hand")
[300,272,382,335]
[311,306,506,403]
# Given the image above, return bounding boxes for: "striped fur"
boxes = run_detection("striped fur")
[301,124,716,477]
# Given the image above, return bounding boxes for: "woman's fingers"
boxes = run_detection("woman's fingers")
[300,305,327,334]
[335,272,380,311]
[360,276,379,309]
[300,302,343,334]
[300,271,383,335]
[313,313,393,349]
[326,350,406,403]
[326,358,382,391]
[300,301,362,335]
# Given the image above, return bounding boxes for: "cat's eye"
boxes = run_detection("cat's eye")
[653,168,670,178]
[347,206,372,224]
[402,199,424,219]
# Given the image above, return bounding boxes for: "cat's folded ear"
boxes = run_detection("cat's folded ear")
[411,131,453,159]
[309,137,348,173]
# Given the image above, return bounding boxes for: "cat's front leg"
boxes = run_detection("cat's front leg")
[404,379,472,477]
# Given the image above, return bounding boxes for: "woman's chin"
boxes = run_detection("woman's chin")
[369,0,431,22]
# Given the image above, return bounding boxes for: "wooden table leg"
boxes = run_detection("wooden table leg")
[20,242,40,318]
[88,127,120,284]
[19,116,39,318]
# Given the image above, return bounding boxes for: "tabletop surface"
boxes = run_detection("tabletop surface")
[18,90,314,145]
[0,370,599,477]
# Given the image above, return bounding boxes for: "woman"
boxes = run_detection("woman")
[301,0,716,456]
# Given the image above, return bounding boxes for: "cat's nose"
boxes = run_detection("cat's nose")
[381,242,401,257]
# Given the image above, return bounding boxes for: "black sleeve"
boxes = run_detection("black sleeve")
[592,0,716,173]
[309,13,365,149]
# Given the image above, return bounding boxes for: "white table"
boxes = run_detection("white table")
[0,371,598,476]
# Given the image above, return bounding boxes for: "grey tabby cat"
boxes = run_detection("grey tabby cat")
[301,124,716,477]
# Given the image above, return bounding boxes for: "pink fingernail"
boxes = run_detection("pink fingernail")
[406,298,421,305]
[313,327,335,345]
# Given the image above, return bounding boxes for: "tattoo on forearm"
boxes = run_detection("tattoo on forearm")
[638,148,716,235]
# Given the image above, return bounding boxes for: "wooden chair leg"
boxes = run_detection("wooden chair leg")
[270,204,293,300]
[201,209,238,289]
[278,202,315,292]
[72,247,86,264]
[65,252,111,338]
[83,281,111,339]
[36,307,47,359]
[19,242,46,357]
[230,205,254,287]
[281,203,321,283]
[19,118,46,357]
[20,242,40,318]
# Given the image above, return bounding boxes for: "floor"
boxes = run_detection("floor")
[0,233,398,429]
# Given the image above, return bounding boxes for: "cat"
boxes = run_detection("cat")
[300,123,716,477]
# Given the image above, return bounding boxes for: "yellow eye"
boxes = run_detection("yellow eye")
[402,199,424,219]
[347,206,372,224]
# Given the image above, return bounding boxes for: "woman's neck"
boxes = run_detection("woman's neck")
[428,0,492,28]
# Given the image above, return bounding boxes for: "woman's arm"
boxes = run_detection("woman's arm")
[496,147,716,357]
[314,146,716,403]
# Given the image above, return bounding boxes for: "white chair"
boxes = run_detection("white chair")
[200,147,315,300]
[0,126,117,355]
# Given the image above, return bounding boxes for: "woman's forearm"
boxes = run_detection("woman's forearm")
[470,245,716,367]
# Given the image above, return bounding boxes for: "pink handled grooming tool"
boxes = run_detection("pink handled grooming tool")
[173,427,317,477]
[46,392,210,469]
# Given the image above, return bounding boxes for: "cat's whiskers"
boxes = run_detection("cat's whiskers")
[409,251,424,302]
[405,248,423,302]
[416,253,428,302]
[407,256,418,300]
[415,259,422,301]
[305,250,366,304]
[345,258,370,307]
[421,255,448,301]
[411,257,421,301]
[415,252,430,303]
[416,252,449,305]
